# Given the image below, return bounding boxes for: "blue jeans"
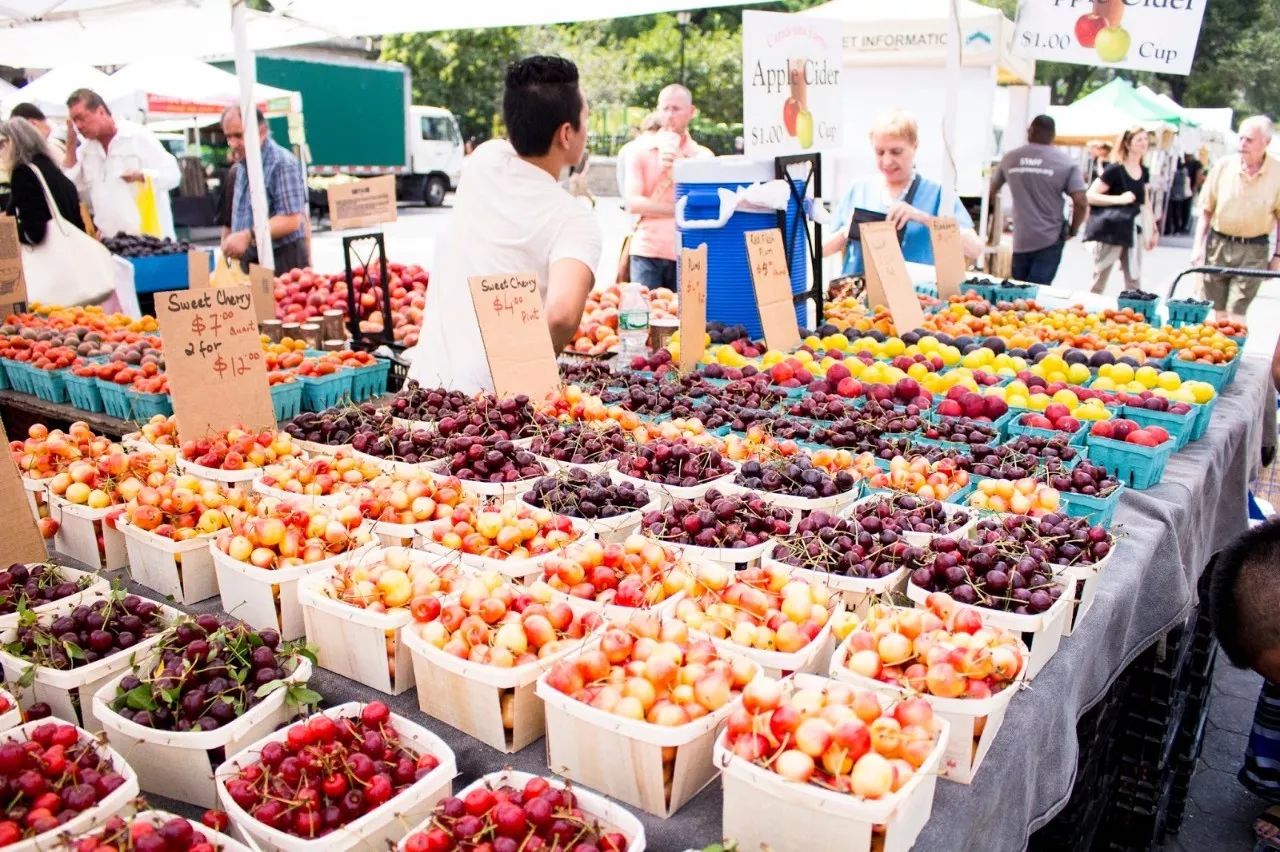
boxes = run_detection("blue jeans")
[1011,242,1065,285]
[630,256,677,289]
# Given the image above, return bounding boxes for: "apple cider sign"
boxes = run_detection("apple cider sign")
[1013,0,1206,75]
[742,10,844,158]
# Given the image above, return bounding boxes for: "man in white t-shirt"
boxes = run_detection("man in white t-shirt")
[410,56,602,393]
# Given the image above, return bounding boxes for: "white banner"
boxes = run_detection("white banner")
[742,10,844,159]
[1012,0,1206,75]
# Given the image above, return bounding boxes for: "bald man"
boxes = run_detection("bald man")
[624,84,712,289]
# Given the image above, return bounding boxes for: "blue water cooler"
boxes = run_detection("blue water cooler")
[673,158,809,340]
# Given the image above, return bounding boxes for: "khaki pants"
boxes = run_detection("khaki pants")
[1203,234,1271,316]
[1091,230,1143,294]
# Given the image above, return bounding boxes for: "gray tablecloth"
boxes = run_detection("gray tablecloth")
[76,357,1278,852]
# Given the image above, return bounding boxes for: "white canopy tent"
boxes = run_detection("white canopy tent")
[0,0,754,269]
[109,60,301,120]
[0,65,142,121]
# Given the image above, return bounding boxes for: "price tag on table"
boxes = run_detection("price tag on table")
[0,216,28,308]
[328,175,398,231]
[468,272,560,401]
[860,220,925,333]
[929,216,965,300]
[0,422,48,563]
[679,244,708,374]
[156,286,276,437]
[247,264,277,324]
[744,228,801,352]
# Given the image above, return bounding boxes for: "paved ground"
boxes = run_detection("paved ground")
[303,195,1280,851]
[1161,662,1270,852]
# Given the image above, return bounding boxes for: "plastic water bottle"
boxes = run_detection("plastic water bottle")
[618,283,650,360]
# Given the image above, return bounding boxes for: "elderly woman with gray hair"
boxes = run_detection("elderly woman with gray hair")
[0,118,85,245]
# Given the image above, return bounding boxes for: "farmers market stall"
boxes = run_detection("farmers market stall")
[0,281,1271,852]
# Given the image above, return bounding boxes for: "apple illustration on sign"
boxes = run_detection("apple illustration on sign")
[1074,14,1106,47]
[783,97,800,136]
[1095,25,1131,61]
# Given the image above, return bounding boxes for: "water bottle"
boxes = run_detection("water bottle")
[618,283,650,359]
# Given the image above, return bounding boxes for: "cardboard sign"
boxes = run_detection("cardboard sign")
[744,229,801,352]
[742,11,845,157]
[0,422,49,563]
[247,264,277,324]
[0,216,27,307]
[861,221,925,333]
[1013,0,1205,76]
[468,272,560,401]
[327,175,398,231]
[188,249,211,289]
[678,244,708,374]
[156,287,276,437]
[929,217,965,300]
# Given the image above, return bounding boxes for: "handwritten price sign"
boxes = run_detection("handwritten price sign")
[468,272,560,401]
[679,244,708,374]
[744,228,801,352]
[157,286,275,437]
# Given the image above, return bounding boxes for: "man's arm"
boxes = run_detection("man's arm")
[625,151,673,217]
[544,258,594,354]
[1190,169,1216,265]
[1068,190,1087,236]
[987,168,1005,212]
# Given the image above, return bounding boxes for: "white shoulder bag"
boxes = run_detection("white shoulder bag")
[19,163,115,306]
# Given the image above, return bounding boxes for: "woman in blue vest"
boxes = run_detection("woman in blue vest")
[823,110,983,279]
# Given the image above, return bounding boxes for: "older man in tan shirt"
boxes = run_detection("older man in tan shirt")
[1192,115,1280,322]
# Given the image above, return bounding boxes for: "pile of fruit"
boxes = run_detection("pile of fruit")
[642,490,792,550]
[523,469,652,520]
[838,594,1026,698]
[422,502,581,562]
[772,509,932,581]
[107,616,308,732]
[212,498,372,569]
[219,701,443,839]
[272,262,429,346]
[674,562,836,655]
[6,592,171,670]
[403,776,629,852]
[532,537,690,610]
[722,676,942,797]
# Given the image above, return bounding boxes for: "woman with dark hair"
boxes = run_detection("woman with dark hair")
[1087,126,1158,294]
[0,118,84,245]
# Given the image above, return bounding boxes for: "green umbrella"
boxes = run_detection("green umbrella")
[1070,78,1189,127]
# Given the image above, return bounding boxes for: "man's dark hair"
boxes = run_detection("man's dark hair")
[9,103,45,122]
[1209,518,1280,669]
[66,88,109,115]
[503,56,583,157]
[1028,114,1055,144]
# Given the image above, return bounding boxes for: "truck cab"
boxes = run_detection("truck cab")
[407,105,463,207]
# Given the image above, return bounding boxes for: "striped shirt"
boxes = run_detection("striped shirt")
[231,137,307,247]
[1242,678,1280,802]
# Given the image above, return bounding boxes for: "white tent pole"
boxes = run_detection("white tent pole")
[941,0,961,196]
[231,0,274,271]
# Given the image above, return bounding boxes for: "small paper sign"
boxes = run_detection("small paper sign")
[0,422,48,563]
[156,287,276,437]
[328,175,398,231]
[468,272,560,401]
[679,244,708,374]
[745,228,801,352]
[0,216,28,307]
[188,249,211,289]
[248,264,277,324]
[929,217,965,300]
[861,221,925,333]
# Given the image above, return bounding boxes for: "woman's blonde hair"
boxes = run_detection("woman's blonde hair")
[1114,126,1152,163]
[868,110,918,147]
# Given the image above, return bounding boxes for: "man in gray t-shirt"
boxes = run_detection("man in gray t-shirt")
[989,115,1088,285]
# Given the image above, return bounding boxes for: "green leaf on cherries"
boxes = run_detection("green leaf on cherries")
[254,679,285,698]
[231,667,247,684]
[295,644,318,666]
[63,642,85,661]
[14,665,35,690]
[123,685,157,712]
[285,685,322,707]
